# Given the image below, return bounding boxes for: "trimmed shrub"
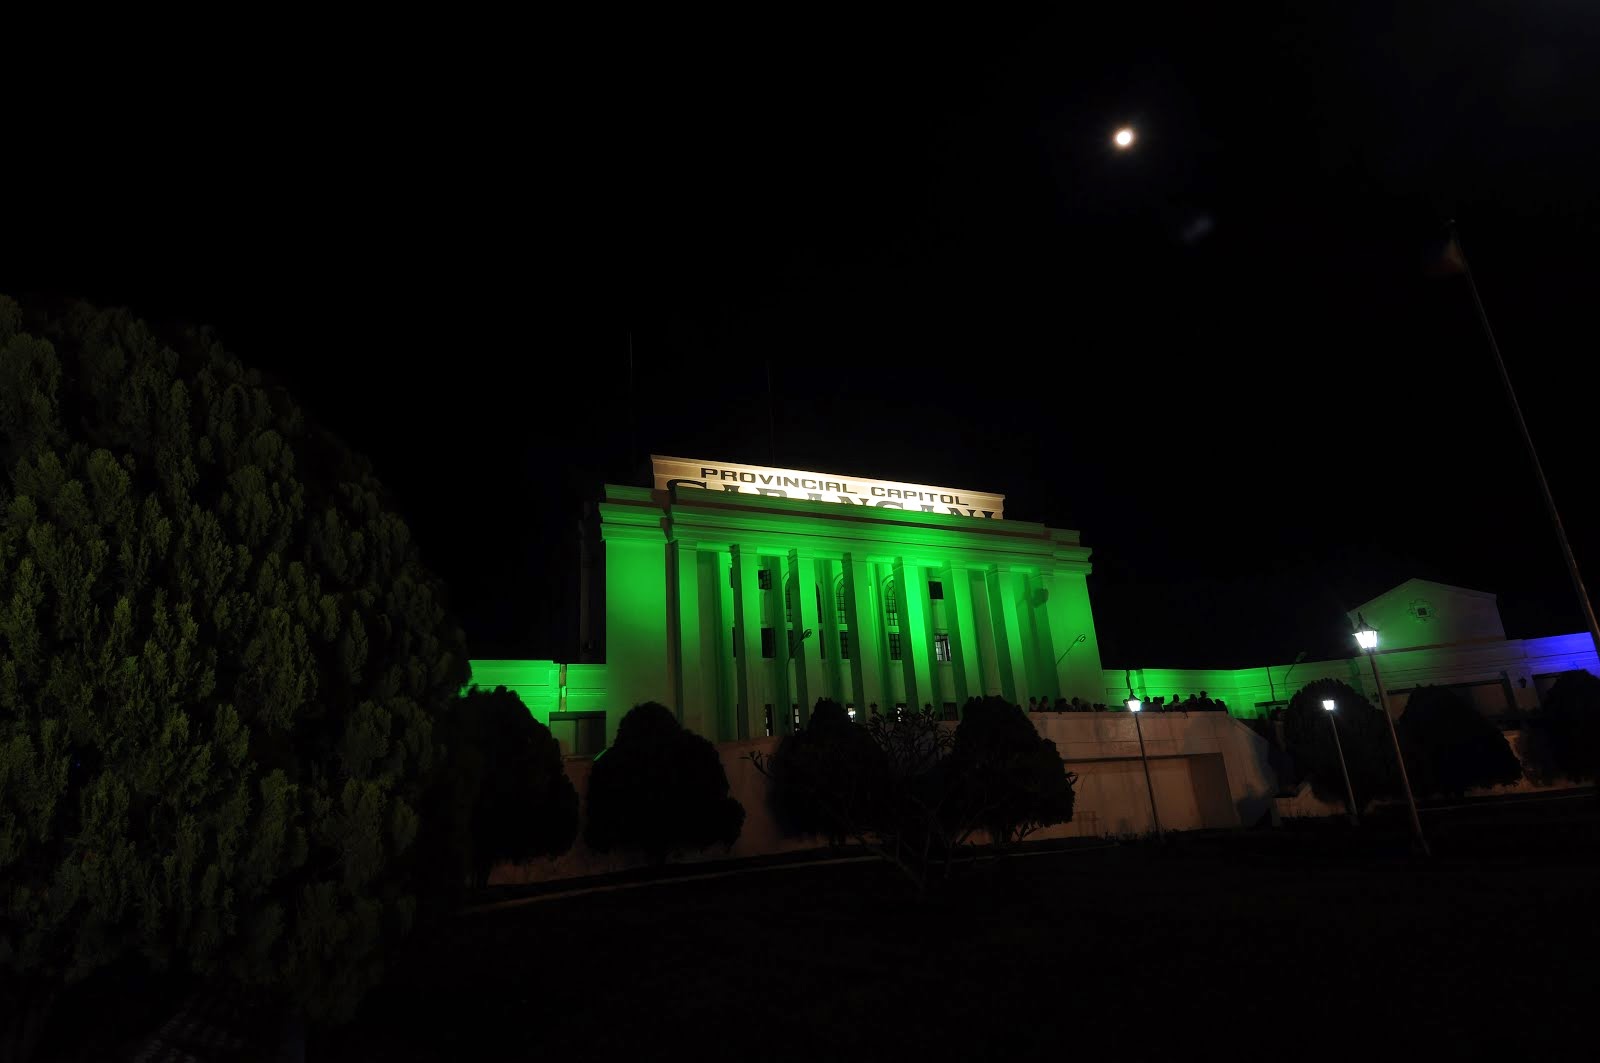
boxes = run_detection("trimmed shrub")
[1282,678,1400,808]
[1395,685,1523,797]
[584,703,744,864]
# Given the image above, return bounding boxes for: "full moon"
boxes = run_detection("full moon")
[1114,127,1135,149]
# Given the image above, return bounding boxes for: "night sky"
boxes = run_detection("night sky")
[8,4,1600,670]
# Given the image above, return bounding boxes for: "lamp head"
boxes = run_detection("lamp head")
[1322,699,1336,712]
[1353,612,1379,650]
[1127,698,1142,713]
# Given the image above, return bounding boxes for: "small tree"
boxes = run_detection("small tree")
[944,696,1076,848]
[1395,686,1523,797]
[1282,679,1400,809]
[446,686,578,887]
[1532,670,1600,783]
[764,699,890,847]
[584,703,743,865]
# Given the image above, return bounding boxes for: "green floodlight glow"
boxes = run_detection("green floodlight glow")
[1126,698,1142,712]
[1322,698,1336,711]
[1355,628,1378,651]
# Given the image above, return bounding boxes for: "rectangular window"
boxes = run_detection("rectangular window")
[929,580,944,600]
[885,595,899,629]
[934,632,952,662]
[839,630,852,660]
[758,569,773,590]
[889,632,903,661]
[761,627,775,658]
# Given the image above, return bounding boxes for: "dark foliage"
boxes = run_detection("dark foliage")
[765,699,890,846]
[752,696,1075,890]
[1529,670,1600,783]
[444,687,578,887]
[1282,679,1400,808]
[1395,686,1523,797]
[584,703,744,864]
[0,296,469,1053]
[945,696,1076,847]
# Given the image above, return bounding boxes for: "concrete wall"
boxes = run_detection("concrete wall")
[489,711,1278,886]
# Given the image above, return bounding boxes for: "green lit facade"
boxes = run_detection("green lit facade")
[468,465,1600,755]
[473,458,1103,748]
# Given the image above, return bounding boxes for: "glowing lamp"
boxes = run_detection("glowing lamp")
[1127,698,1142,713]
[1355,628,1378,651]
[1322,699,1336,712]
[1114,127,1135,149]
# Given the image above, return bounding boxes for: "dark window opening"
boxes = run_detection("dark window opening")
[840,630,852,660]
[761,627,775,658]
[758,569,773,591]
[929,580,944,600]
[836,582,848,623]
[889,632,903,661]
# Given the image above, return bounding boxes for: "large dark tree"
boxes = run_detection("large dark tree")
[1282,678,1400,809]
[0,297,468,1055]
[1530,670,1600,783]
[944,696,1076,848]
[584,702,744,865]
[445,686,578,888]
[1396,685,1524,797]
[764,698,890,847]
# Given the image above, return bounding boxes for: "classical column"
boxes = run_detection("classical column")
[893,557,935,713]
[944,563,980,708]
[840,552,886,714]
[1027,572,1062,704]
[988,567,1032,707]
[788,549,828,725]
[729,544,763,740]
[764,556,793,736]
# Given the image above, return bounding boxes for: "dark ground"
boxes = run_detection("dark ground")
[27,794,1595,1060]
[309,794,1597,1061]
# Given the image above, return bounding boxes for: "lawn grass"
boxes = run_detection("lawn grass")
[314,795,1600,1060]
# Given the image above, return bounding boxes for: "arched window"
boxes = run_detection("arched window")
[835,577,848,625]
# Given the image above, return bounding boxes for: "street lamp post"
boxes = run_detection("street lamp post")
[1127,698,1164,841]
[1354,617,1430,857]
[1322,698,1359,826]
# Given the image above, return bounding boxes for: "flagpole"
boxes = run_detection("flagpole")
[1451,221,1600,660]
